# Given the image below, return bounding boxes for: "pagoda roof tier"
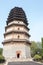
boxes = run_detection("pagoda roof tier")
[4,31,30,37]
[6,7,28,25]
[5,23,30,31]
[2,39,31,45]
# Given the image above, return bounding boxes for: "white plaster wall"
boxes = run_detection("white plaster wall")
[24,35,29,40]
[6,20,28,33]
[14,26,23,31]
[6,25,28,33]
[5,34,25,40]
[5,33,29,40]
[6,27,13,32]
[13,26,28,33]
[13,34,25,39]
[5,34,13,40]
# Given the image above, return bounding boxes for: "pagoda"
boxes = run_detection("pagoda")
[2,7,31,60]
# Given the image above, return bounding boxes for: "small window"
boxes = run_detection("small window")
[18,28,20,30]
[18,22,19,23]
[18,35,20,39]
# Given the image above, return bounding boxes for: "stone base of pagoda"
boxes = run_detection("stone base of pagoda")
[6,58,32,62]
[4,58,32,65]
[3,42,31,60]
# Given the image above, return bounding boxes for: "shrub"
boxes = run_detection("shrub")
[0,55,5,63]
[33,54,42,61]
[41,60,43,63]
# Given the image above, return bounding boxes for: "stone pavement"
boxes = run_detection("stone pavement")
[8,61,43,65]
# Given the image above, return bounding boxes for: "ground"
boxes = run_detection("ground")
[8,61,43,65]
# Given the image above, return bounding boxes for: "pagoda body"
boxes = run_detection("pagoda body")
[2,7,31,60]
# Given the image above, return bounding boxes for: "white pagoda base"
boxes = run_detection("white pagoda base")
[3,43,31,60]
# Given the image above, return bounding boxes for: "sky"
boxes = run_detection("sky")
[0,0,43,47]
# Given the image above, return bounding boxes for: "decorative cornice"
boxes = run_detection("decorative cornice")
[2,39,31,45]
[4,31,30,37]
[5,23,30,31]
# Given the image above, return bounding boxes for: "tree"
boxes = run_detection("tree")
[41,38,43,48]
[37,42,42,49]
[30,41,38,57]
[41,38,43,59]
[0,48,3,55]
[0,48,5,63]
[30,41,42,57]
[0,55,5,63]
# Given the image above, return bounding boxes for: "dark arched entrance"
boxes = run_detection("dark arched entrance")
[17,53,20,58]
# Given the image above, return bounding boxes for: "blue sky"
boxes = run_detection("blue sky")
[0,0,43,47]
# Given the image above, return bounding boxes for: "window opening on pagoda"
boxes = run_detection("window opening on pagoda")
[18,35,20,39]
[18,22,19,23]
[18,28,20,30]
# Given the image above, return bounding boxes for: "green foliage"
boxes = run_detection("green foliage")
[36,42,42,48]
[35,48,42,55]
[0,48,3,55]
[41,38,43,48]
[30,41,42,57]
[41,48,43,59]
[33,54,42,61]
[31,41,38,49]
[0,55,5,63]
[41,38,43,59]
[0,48,5,63]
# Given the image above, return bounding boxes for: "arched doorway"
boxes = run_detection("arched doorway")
[16,51,21,58]
[17,53,20,58]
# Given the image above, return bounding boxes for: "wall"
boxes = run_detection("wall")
[5,33,29,40]
[3,43,31,59]
[3,43,26,59]
[6,25,28,33]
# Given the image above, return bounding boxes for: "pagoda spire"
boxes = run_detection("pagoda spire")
[6,7,28,25]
